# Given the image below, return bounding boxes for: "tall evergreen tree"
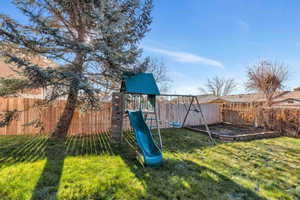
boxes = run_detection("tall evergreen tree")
[0,0,153,137]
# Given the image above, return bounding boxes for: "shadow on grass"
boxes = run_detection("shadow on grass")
[0,135,48,168]
[127,128,217,154]
[30,138,66,200]
[0,132,113,169]
[0,132,113,200]
[117,130,267,200]
[0,128,271,200]
[30,132,113,200]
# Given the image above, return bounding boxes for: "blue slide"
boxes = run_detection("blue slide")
[128,111,163,166]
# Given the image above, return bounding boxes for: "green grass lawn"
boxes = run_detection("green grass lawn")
[0,129,299,200]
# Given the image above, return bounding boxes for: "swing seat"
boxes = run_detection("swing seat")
[169,121,182,128]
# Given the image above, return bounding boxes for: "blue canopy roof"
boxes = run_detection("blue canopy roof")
[122,73,160,95]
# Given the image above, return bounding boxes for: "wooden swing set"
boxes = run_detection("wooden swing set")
[111,73,215,147]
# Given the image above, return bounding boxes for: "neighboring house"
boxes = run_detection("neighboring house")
[272,89,300,108]
[272,98,300,108]
[198,89,300,108]
[0,56,55,99]
[198,93,266,105]
[196,94,220,104]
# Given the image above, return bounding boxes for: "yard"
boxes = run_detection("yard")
[0,129,299,200]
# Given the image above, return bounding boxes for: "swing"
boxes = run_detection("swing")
[168,96,182,128]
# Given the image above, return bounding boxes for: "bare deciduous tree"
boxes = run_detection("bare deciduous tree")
[246,60,288,107]
[135,57,171,92]
[199,76,237,96]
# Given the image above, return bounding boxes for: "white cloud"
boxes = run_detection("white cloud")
[166,71,204,95]
[144,46,224,68]
[166,71,247,95]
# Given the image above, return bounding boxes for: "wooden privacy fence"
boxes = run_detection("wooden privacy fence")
[221,103,257,125]
[158,103,221,128]
[221,102,300,138]
[122,103,221,130]
[256,107,300,138]
[0,97,221,135]
[0,97,112,135]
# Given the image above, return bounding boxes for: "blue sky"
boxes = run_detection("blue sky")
[1,0,300,94]
[142,0,300,94]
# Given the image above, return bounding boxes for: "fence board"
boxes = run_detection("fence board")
[0,97,112,135]
[0,97,221,135]
[158,103,221,128]
[221,102,300,138]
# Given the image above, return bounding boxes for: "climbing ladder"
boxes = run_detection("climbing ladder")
[111,92,124,143]
[144,110,163,149]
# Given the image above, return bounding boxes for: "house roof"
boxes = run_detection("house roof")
[197,88,300,107]
[197,93,267,104]
[196,95,219,104]
[273,90,300,102]
[121,73,160,95]
[270,90,300,107]
[197,91,295,104]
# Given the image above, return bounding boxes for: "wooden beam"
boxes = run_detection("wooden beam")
[182,96,195,127]
[195,97,216,144]
[159,93,196,97]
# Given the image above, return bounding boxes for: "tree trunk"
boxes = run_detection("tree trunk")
[52,85,79,138]
[266,95,273,107]
[52,53,84,138]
